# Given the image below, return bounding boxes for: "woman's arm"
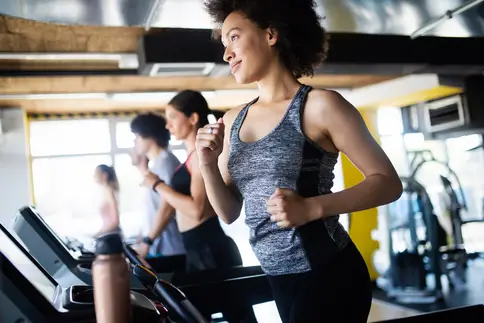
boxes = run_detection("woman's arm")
[198,108,244,224]
[306,90,403,218]
[106,190,120,228]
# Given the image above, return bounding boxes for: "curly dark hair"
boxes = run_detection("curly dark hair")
[130,112,171,148]
[204,0,329,78]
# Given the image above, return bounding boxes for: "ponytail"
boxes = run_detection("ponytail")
[96,164,120,192]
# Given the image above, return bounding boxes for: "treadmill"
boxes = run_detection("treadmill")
[0,225,169,323]
[12,206,273,317]
[11,205,151,288]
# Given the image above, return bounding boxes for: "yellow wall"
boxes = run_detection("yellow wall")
[23,110,36,205]
[342,110,380,280]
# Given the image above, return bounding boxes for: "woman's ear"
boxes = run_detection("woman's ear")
[189,112,200,127]
[266,27,278,46]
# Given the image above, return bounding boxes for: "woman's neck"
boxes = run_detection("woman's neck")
[184,131,197,154]
[257,62,301,104]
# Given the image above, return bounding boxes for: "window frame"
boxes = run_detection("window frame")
[30,116,186,167]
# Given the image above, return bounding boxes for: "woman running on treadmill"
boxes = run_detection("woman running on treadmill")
[93,164,120,237]
[141,90,243,274]
[196,1,403,322]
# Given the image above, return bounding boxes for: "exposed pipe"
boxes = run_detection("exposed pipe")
[410,0,484,39]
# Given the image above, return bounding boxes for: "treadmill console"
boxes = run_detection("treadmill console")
[0,225,168,323]
[11,206,170,288]
[12,206,92,271]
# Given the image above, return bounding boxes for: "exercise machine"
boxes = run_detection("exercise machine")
[410,150,478,286]
[3,222,483,323]
[378,176,444,303]
[440,175,484,260]
[10,206,272,319]
[0,225,169,323]
[376,150,480,302]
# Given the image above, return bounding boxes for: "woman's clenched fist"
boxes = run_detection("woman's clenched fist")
[196,118,225,166]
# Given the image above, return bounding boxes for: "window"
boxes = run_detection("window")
[172,148,188,163]
[113,153,146,238]
[32,154,112,238]
[170,137,184,146]
[380,135,410,176]
[377,107,403,136]
[29,117,190,241]
[115,121,135,149]
[30,119,111,156]
[377,107,410,176]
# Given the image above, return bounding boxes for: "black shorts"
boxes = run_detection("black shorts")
[267,241,372,323]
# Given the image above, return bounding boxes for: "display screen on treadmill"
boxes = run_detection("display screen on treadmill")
[0,228,57,302]
[22,207,71,251]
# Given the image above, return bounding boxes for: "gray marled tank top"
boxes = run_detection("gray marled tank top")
[227,85,350,276]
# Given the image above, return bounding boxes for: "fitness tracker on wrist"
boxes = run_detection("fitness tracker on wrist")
[142,236,154,246]
[152,179,165,192]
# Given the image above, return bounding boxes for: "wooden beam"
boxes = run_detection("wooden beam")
[0,15,143,53]
[0,60,119,70]
[0,74,395,94]
[0,98,240,113]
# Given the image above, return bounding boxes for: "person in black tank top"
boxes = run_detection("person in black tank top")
[140,91,256,322]
[195,1,403,322]
[171,158,191,196]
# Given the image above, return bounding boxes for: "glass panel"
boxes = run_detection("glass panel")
[32,155,112,240]
[116,121,135,149]
[113,153,147,238]
[30,119,111,157]
[169,137,184,146]
[381,135,410,176]
[446,134,484,222]
[377,107,403,136]
[171,148,188,163]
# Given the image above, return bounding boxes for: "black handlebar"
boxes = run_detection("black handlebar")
[122,243,208,323]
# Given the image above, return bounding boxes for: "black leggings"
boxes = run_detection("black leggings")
[181,216,243,273]
[267,241,372,323]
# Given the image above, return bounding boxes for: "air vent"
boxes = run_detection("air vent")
[424,95,466,133]
[148,63,215,77]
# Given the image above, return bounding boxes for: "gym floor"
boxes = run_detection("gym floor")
[372,258,484,313]
[247,298,421,322]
